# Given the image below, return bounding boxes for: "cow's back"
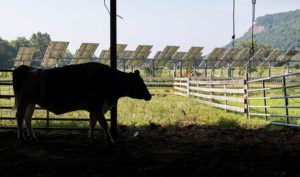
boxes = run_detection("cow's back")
[41,63,118,114]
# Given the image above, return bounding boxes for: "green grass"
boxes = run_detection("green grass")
[117,94,267,129]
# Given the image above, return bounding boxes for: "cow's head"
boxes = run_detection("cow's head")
[128,70,152,101]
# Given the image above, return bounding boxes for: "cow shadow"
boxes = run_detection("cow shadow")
[0,123,299,177]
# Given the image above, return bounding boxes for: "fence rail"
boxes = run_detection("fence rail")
[174,72,300,127]
[247,72,300,126]
[174,77,245,113]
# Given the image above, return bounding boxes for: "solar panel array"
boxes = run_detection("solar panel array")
[100,44,128,66]
[14,47,36,67]
[215,48,241,67]
[230,48,251,67]
[199,48,225,67]
[181,47,203,67]
[71,43,99,64]
[274,49,299,67]
[246,48,270,68]
[12,40,299,71]
[41,41,69,68]
[126,45,153,67]
[154,46,179,67]
[258,49,284,67]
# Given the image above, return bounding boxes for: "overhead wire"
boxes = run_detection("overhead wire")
[103,0,124,20]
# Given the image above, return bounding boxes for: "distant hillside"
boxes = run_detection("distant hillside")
[227,9,300,50]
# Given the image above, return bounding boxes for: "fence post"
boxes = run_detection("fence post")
[268,62,271,77]
[262,80,268,121]
[187,77,190,97]
[282,76,289,124]
[46,110,50,129]
[224,84,227,112]
[180,60,183,77]
[152,60,155,77]
[244,73,249,118]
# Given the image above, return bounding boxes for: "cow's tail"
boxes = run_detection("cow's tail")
[12,65,31,112]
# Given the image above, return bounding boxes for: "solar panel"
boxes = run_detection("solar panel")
[14,47,36,67]
[245,48,270,68]
[100,44,127,65]
[41,41,69,68]
[258,49,284,67]
[215,48,241,67]
[274,49,299,67]
[118,50,134,68]
[181,46,203,67]
[153,51,162,60]
[165,51,186,67]
[126,45,153,67]
[120,50,134,59]
[199,48,225,67]
[230,48,250,67]
[154,46,179,67]
[172,52,186,60]
[71,43,99,64]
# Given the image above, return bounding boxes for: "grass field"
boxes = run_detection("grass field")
[0,87,272,130]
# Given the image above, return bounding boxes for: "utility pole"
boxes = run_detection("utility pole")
[110,0,117,137]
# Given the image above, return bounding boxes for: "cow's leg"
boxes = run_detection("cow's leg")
[24,104,36,140]
[89,112,97,143]
[16,103,27,143]
[95,112,114,146]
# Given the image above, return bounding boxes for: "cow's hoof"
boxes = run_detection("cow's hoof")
[88,137,98,145]
[17,138,27,146]
[27,136,38,143]
[106,139,114,148]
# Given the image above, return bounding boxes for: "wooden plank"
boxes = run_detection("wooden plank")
[249,113,300,119]
[174,87,188,92]
[174,92,187,97]
[248,95,300,100]
[248,84,300,92]
[189,92,244,103]
[174,78,189,81]
[189,86,244,94]
[249,105,300,109]
[173,82,188,87]
[247,71,300,83]
[189,80,243,85]
[196,99,244,113]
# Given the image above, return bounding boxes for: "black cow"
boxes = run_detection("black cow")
[13,62,152,145]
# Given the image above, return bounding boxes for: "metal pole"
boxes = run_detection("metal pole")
[110,0,118,137]
[152,60,155,77]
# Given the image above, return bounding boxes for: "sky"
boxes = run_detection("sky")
[0,0,299,56]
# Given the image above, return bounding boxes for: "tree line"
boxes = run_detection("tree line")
[0,32,52,69]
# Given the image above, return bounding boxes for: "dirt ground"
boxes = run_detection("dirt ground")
[0,124,300,177]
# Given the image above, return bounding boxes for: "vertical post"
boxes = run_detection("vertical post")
[187,77,190,97]
[282,76,289,124]
[46,110,50,129]
[244,73,249,118]
[173,63,177,78]
[228,65,232,77]
[180,60,183,77]
[204,62,207,78]
[268,62,271,77]
[110,0,118,137]
[224,84,227,112]
[211,65,215,78]
[152,60,155,78]
[262,80,268,121]
[123,59,126,72]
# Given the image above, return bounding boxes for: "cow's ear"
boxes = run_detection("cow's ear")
[134,70,140,75]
